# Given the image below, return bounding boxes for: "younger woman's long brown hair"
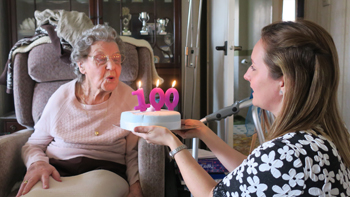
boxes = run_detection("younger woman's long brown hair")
[260,20,350,167]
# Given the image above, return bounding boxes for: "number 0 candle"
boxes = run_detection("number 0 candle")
[132,81,150,112]
[149,79,165,111]
[165,80,179,111]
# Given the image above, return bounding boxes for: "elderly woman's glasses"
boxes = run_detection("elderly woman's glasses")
[88,53,126,66]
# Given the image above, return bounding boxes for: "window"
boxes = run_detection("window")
[282,0,296,21]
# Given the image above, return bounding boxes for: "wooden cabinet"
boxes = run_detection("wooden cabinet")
[0,112,26,135]
[7,0,182,111]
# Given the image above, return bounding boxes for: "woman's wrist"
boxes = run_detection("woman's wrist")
[168,133,184,151]
[199,127,213,143]
[169,144,187,158]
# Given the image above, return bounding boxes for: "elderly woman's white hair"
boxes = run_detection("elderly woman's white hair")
[70,24,125,82]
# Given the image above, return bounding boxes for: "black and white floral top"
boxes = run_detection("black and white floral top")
[213,131,350,196]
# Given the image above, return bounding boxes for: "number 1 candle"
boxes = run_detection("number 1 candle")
[165,80,179,111]
[132,81,150,112]
[149,79,165,111]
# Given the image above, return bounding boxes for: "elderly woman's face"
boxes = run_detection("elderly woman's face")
[80,41,122,92]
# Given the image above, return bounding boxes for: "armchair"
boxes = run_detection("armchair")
[0,38,167,197]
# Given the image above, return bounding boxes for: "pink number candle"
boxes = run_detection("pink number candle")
[165,80,179,111]
[149,79,165,111]
[132,81,150,112]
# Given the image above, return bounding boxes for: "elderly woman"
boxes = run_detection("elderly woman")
[17,25,143,197]
[132,20,350,196]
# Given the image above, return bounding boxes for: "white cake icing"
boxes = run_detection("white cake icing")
[120,108,181,131]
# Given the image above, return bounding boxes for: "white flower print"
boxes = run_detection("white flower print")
[239,184,251,197]
[214,131,350,197]
[261,140,275,150]
[252,147,262,157]
[236,165,245,183]
[314,151,330,167]
[247,176,267,197]
[241,159,248,168]
[230,191,239,197]
[232,168,238,176]
[246,158,258,175]
[299,134,328,152]
[259,151,283,178]
[282,168,304,187]
[278,145,294,162]
[295,143,308,155]
[282,132,295,140]
[336,169,345,185]
[328,141,340,159]
[231,163,240,176]
[304,156,321,181]
[344,180,349,192]
[293,158,302,168]
[318,169,335,183]
[309,182,339,196]
[272,184,302,197]
[287,143,307,157]
[222,172,233,187]
[340,163,349,189]
[340,163,348,178]
[317,133,327,141]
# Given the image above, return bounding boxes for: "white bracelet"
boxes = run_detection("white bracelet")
[169,144,187,158]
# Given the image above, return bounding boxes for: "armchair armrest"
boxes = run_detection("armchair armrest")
[0,129,33,197]
[138,138,166,197]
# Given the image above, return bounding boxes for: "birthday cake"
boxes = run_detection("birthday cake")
[120,107,181,131]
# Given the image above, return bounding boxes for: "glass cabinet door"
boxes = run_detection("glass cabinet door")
[14,0,89,41]
[102,0,178,65]
[11,0,179,67]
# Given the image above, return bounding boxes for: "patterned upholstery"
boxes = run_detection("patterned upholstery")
[0,41,166,197]
[28,43,75,83]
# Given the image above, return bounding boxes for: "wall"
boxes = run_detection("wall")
[181,0,275,122]
[206,0,233,142]
[181,0,202,120]
[234,0,273,118]
[304,0,350,129]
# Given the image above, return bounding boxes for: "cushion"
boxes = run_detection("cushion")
[28,43,76,82]
[32,81,70,124]
[119,43,139,83]
[20,170,128,197]
[28,43,139,84]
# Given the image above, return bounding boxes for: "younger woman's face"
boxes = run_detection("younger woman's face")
[244,39,284,116]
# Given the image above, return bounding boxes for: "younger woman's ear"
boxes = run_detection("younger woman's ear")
[279,81,284,87]
[279,79,285,93]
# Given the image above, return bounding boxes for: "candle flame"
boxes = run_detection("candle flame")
[172,80,176,88]
[138,81,142,89]
[156,79,160,87]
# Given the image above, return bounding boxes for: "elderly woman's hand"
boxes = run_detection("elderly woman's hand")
[132,126,176,146]
[172,119,211,140]
[127,180,143,197]
[16,161,61,197]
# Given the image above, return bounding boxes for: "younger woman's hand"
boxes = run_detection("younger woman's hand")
[172,119,211,140]
[132,126,176,146]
